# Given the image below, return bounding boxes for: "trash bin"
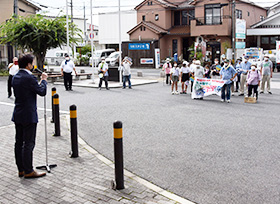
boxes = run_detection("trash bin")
[108,67,120,81]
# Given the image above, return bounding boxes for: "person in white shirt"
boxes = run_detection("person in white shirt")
[7,57,19,98]
[60,54,77,91]
[170,62,180,95]
[180,61,191,94]
[189,57,197,92]
[121,57,132,89]
[98,57,109,90]
[193,60,205,79]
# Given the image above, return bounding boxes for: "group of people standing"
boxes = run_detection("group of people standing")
[162,54,273,102]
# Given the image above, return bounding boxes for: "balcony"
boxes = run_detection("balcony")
[190,15,232,37]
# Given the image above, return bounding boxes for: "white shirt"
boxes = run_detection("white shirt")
[181,66,191,74]
[122,61,132,76]
[194,66,205,78]
[190,63,196,72]
[98,61,109,76]
[171,67,180,76]
[61,60,75,73]
[8,63,19,75]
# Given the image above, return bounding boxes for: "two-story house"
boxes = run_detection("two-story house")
[0,0,40,66]
[127,0,267,65]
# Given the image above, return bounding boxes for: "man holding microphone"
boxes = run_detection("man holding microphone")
[12,54,48,178]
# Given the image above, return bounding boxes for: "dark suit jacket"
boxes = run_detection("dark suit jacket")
[12,69,47,124]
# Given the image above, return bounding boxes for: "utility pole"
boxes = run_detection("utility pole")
[84,2,86,44]
[118,0,122,84]
[232,0,236,63]
[90,0,95,82]
[14,0,18,57]
[66,0,69,55]
[70,0,74,56]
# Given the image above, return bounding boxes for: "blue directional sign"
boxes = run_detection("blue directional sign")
[129,43,150,50]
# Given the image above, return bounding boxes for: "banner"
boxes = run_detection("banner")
[276,41,280,63]
[155,48,160,68]
[192,78,226,99]
[236,19,246,39]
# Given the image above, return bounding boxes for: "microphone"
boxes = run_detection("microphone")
[33,65,43,74]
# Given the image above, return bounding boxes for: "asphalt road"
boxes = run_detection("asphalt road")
[1,72,280,204]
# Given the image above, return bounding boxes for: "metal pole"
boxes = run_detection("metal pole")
[70,105,78,158]
[51,87,56,123]
[53,94,61,136]
[232,0,236,63]
[113,121,125,190]
[71,0,74,56]
[118,0,122,84]
[90,0,95,82]
[84,2,86,44]
[66,0,70,55]
[14,0,18,57]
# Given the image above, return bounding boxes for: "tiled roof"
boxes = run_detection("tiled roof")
[127,21,167,35]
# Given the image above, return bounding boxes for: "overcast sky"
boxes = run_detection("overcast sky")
[28,0,278,25]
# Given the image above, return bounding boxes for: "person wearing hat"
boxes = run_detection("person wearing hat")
[220,59,237,103]
[247,63,261,100]
[260,55,273,94]
[60,54,77,91]
[162,58,172,85]
[239,56,251,96]
[7,57,19,98]
[121,56,132,89]
[180,61,191,94]
[98,56,109,90]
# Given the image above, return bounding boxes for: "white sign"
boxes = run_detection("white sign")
[276,41,280,63]
[192,78,226,99]
[140,58,153,64]
[77,42,85,47]
[236,19,246,39]
[155,48,160,68]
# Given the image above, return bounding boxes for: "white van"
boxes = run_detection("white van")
[90,49,115,66]
[105,51,120,66]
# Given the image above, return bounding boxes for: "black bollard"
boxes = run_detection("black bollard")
[51,87,56,123]
[70,105,78,158]
[53,93,60,136]
[113,121,125,190]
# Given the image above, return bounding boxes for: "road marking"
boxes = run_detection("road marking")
[0,101,69,114]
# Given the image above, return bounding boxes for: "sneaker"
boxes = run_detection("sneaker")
[122,87,126,89]
[260,91,264,94]
[180,92,184,94]
[221,99,225,102]
[175,91,179,95]
[129,87,132,89]
[238,93,244,96]
[227,100,231,103]
[98,88,101,90]
[231,93,235,96]
[171,91,175,95]
[106,88,110,90]
[268,91,272,94]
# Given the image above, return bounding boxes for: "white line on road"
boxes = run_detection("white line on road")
[0,101,69,114]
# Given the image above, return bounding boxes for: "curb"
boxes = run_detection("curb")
[64,115,196,204]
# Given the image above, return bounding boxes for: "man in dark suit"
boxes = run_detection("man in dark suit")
[12,54,48,178]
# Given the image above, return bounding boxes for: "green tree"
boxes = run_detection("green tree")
[0,14,82,70]
[80,44,92,56]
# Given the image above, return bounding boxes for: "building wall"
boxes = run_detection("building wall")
[99,10,137,44]
[130,27,160,41]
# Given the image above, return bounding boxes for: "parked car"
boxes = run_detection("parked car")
[105,51,120,66]
[89,49,115,66]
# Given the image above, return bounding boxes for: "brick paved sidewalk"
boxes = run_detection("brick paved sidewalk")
[0,115,187,204]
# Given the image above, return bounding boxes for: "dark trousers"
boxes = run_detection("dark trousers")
[8,75,13,97]
[166,74,171,84]
[191,81,194,92]
[221,83,232,100]
[123,75,131,88]
[99,76,108,88]
[63,72,72,90]
[248,85,258,100]
[14,123,37,174]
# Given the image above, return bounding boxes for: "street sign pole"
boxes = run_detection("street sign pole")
[118,0,122,85]
[66,0,69,55]
[90,0,95,83]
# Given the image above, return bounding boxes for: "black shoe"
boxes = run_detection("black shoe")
[260,91,264,94]
[122,87,126,89]
[129,87,132,89]
[238,93,244,96]
[8,95,11,98]
[268,91,272,94]
[106,88,110,90]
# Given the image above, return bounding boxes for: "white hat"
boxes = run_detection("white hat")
[101,57,106,60]
[166,58,170,62]
[183,61,189,65]
[195,60,201,65]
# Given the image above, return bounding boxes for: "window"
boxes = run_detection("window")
[181,10,195,25]
[174,11,180,26]
[140,26,146,31]
[236,9,242,19]
[248,11,250,16]
[142,15,145,21]
[205,4,221,25]
[260,15,264,21]
[261,36,279,50]
[147,1,153,5]
[261,37,269,44]
[155,14,159,21]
